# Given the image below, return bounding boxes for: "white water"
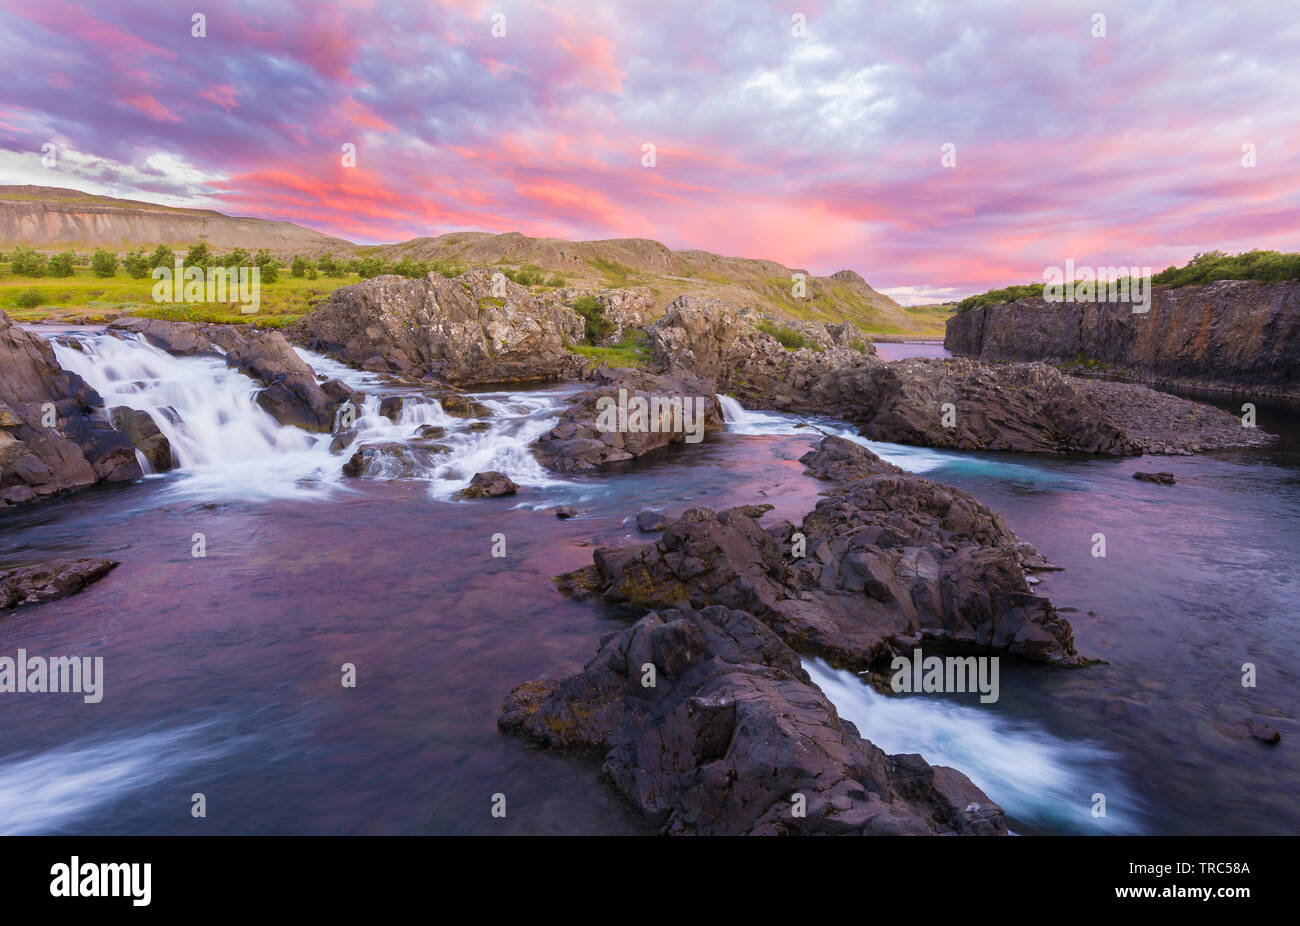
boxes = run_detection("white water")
[804,658,1144,834]
[717,393,1069,481]
[0,720,247,835]
[49,331,574,502]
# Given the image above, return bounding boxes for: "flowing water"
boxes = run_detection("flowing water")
[1,328,1295,835]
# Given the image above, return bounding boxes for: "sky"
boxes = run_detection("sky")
[0,0,1296,304]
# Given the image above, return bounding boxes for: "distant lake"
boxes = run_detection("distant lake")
[871,340,951,361]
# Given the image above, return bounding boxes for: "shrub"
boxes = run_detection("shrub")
[756,320,805,350]
[258,262,279,283]
[90,247,118,277]
[9,245,46,276]
[183,242,212,268]
[15,288,43,309]
[149,244,175,269]
[47,251,76,278]
[571,294,615,344]
[290,255,313,277]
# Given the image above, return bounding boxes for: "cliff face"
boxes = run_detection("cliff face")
[945,280,1300,398]
[0,186,352,253]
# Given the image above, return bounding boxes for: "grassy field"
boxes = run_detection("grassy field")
[0,262,345,326]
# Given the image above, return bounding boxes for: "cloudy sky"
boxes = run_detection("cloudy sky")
[0,0,1295,303]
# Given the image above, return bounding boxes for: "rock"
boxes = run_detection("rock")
[1226,717,1283,744]
[635,510,669,532]
[319,378,354,403]
[378,395,404,422]
[107,407,173,473]
[1,310,142,507]
[499,605,1007,835]
[288,269,587,385]
[329,429,357,453]
[557,436,1086,668]
[554,505,580,519]
[1,558,118,611]
[415,424,446,440]
[437,393,492,418]
[341,442,440,479]
[1133,471,1176,485]
[458,470,519,498]
[109,317,340,433]
[945,279,1300,400]
[533,367,725,473]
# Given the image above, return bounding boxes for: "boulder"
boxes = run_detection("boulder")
[500,605,1007,835]
[558,436,1085,668]
[1133,471,1176,485]
[1,558,119,611]
[635,510,669,532]
[1,310,141,507]
[107,406,174,473]
[533,367,725,473]
[458,470,519,498]
[289,269,587,385]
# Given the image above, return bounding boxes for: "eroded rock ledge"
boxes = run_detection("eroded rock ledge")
[559,436,1083,668]
[500,604,1006,835]
[0,558,118,611]
[1,309,141,507]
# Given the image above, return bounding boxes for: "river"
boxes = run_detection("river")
[0,328,1295,835]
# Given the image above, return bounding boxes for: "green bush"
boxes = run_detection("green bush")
[122,248,150,279]
[1152,249,1300,287]
[9,245,46,276]
[571,294,615,344]
[47,251,76,278]
[149,244,175,269]
[15,288,43,309]
[183,242,212,269]
[90,248,118,277]
[756,320,805,350]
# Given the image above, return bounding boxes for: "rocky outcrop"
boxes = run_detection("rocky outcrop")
[109,317,341,432]
[107,407,173,473]
[780,357,1273,455]
[1,310,142,506]
[289,269,586,385]
[560,436,1083,669]
[646,295,877,407]
[533,367,725,473]
[1,558,118,611]
[945,280,1300,399]
[500,604,1006,835]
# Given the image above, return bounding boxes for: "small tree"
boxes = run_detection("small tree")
[91,247,118,278]
[47,251,76,278]
[149,244,175,269]
[222,247,251,268]
[183,241,212,269]
[258,261,279,284]
[290,254,311,277]
[9,245,46,276]
[122,248,150,279]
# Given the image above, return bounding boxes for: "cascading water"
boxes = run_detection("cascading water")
[49,330,574,502]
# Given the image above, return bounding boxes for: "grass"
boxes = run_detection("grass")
[567,333,651,368]
[756,320,806,350]
[587,257,639,288]
[0,262,343,325]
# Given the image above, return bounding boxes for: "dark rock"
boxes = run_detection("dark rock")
[1133,471,1176,485]
[533,367,725,473]
[500,605,1007,835]
[341,442,439,478]
[635,510,669,532]
[2,310,142,507]
[458,470,519,498]
[107,406,173,473]
[415,424,446,440]
[554,505,580,519]
[1,558,118,611]
[438,393,492,418]
[378,395,404,422]
[558,436,1085,668]
[945,280,1300,400]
